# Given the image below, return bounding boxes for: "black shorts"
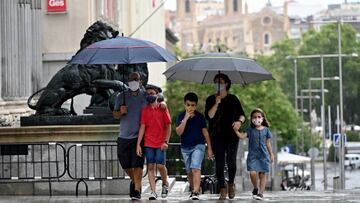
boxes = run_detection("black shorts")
[117,137,144,169]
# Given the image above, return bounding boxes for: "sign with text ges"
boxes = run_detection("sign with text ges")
[47,0,67,13]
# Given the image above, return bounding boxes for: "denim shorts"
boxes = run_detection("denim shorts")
[181,144,206,173]
[144,147,166,165]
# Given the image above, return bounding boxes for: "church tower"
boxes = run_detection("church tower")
[176,0,196,19]
[176,0,198,52]
[225,0,243,16]
[283,0,290,36]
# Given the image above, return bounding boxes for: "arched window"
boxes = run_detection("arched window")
[264,33,270,45]
[233,0,238,12]
[185,0,191,13]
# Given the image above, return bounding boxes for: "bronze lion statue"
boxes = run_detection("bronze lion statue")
[28,21,149,115]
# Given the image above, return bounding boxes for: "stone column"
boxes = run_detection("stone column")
[0,0,41,100]
[0,0,3,101]
[31,0,42,93]
[1,0,20,100]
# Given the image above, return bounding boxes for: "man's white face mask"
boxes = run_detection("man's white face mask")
[128,81,140,91]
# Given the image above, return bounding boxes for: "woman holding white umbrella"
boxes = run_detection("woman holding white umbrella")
[205,73,246,200]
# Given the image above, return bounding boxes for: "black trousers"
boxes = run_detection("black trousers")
[212,136,239,188]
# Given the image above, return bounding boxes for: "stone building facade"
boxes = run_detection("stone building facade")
[0,0,42,126]
[175,0,290,56]
[0,0,167,126]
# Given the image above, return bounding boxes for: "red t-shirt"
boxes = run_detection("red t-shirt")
[140,104,172,148]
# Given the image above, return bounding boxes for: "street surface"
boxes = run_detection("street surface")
[315,162,360,190]
[0,190,359,202]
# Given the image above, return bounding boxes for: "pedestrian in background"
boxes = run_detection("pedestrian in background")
[176,92,213,200]
[234,108,274,201]
[205,73,246,200]
[136,85,172,200]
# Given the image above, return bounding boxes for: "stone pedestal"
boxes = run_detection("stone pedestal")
[0,100,34,127]
[0,124,131,195]
[20,115,119,127]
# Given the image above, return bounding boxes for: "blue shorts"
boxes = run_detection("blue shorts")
[144,147,166,165]
[181,144,205,173]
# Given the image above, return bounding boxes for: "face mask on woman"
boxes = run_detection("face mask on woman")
[252,117,264,126]
[128,81,140,91]
[214,84,226,91]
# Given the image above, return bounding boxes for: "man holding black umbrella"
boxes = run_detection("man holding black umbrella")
[113,72,146,200]
[113,72,167,200]
[205,73,246,200]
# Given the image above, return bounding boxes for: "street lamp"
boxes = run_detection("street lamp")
[285,56,298,112]
[311,19,360,189]
[299,90,325,155]
[286,53,357,189]
[308,76,339,189]
[297,94,320,156]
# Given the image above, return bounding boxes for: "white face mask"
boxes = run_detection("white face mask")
[128,81,140,91]
[214,84,226,91]
[252,118,263,126]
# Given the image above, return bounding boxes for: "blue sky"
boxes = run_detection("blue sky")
[164,0,354,17]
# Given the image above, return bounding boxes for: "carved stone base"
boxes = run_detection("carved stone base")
[0,100,34,127]
[20,115,119,126]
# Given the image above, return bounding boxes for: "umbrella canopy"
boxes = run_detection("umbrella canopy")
[163,53,274,85]
[69,36,177,65]
[277,152,311,164]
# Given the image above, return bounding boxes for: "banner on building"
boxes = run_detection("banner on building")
[47,0,67,13]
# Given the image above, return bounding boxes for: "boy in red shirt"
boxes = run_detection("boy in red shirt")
[136,85,172,200]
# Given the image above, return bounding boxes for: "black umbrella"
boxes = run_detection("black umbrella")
[69,36,177,106]
[163,53,274,85]
[69,36,176,64]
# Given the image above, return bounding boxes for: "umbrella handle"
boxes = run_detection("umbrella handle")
[122,66,126,106]
[217,70,220,95]
[122,66,127,115]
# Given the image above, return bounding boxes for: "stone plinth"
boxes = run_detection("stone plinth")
[0,124,127,195]
[0,124,119,143]
[20,115,119,126]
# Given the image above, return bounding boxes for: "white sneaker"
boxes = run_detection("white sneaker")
[191,192,200,200]
[254,193,263,200]
[149,191,157,200]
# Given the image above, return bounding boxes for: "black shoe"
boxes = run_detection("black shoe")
[132,190,141,200]
[149,191,158,200]
[161,184,169,198]
[254,193,263,200]
[252,188,258,199]
[129,181,135,198]
[191,192,200,200]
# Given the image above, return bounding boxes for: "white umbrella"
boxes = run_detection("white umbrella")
[277,152,311,164]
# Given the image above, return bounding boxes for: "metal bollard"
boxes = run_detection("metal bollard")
[333,176,340,190]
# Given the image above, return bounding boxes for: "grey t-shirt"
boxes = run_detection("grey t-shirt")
[114,88,147,139]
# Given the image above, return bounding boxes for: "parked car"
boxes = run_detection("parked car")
[345,154,360,169]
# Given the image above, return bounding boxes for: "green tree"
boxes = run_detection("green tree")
[274,24,360,125]
[164,80,300,148]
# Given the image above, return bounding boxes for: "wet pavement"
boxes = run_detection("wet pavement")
[2,162,360,202]
[1,190,360,203]
[315,162,360,190]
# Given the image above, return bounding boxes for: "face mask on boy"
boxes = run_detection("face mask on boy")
[146,95,157,103]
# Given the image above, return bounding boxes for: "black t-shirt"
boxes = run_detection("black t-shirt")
[205,93,245,141]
